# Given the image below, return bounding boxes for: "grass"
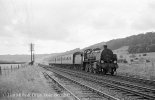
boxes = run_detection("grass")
[117,62,155,81]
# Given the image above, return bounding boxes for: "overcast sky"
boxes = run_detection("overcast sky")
[0,0,155,54]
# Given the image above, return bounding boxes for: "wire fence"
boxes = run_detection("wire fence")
[0,64,27,76]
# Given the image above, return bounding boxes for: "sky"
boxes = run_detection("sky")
[0,0,155,54]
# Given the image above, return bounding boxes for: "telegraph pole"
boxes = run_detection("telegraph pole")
[33,52,35,62]
[30,43,33,63]
[30,43,35,65]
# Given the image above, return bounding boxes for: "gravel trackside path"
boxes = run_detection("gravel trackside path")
[0,65,72,100]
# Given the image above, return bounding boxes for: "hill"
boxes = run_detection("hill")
[82,42,105,50]
[106,32,155,53]
[113,46,129,55]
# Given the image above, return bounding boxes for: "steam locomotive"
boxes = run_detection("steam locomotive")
[49,48,118,75]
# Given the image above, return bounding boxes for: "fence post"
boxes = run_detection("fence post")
[11,65,12,71]
[0,66,1,75]
[144,61,146,72]
[150,61,155,80]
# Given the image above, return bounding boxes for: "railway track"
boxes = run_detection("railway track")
[43,71,119,100]
[112,74,155,87]
[40,64,155,100]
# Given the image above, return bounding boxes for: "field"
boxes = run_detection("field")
[113,47,155,81]
[117,62,155,80]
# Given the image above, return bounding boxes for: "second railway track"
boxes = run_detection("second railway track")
[40,64,155,100]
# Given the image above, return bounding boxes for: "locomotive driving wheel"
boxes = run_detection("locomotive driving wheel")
[89,64,93,73]
[85,64,89,72]
[111,70,114,75]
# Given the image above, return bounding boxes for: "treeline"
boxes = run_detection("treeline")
[106,32,155,53]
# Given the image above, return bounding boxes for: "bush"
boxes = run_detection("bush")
[118,59,128,63]
[124,60,128,63]
[146,59,150,62]
[143,54,147,56]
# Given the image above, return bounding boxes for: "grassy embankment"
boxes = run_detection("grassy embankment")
[117,62,155,80]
